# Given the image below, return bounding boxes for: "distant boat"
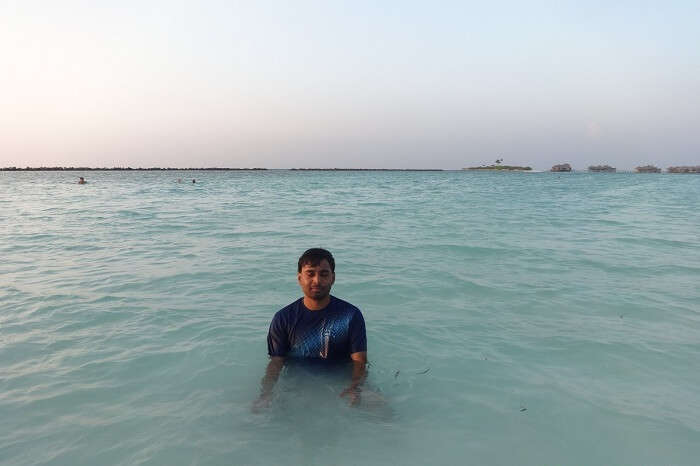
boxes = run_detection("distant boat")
[635,165,661,173]
[588,165,616,172]
[550,163,572,172]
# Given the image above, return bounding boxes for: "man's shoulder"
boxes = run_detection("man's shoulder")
[331,296,363,315]
[273,298,303,320]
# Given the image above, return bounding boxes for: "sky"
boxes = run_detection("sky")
[1,1,699,170]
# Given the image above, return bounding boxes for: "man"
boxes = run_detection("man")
[253,248,367,411]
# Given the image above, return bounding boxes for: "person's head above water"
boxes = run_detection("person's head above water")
[297,248,335,309]
[78,177,86,184]
[297,248,335,273]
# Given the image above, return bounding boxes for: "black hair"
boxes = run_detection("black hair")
[298,248,335,272]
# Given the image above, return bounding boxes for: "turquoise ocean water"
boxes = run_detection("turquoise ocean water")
[1,170,699,465]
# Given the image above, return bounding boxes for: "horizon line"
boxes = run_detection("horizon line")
[2,166,698,173]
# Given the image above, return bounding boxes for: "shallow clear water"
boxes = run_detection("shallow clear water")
[1,170,699,465]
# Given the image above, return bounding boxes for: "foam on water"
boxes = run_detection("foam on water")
[1,170,699,465]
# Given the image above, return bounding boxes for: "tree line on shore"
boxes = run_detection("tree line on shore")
[1,167,267,171]
[3,166,446,172]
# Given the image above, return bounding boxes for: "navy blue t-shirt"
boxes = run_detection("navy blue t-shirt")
[267,296,366,360]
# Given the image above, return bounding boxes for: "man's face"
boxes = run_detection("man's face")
[298,259,335,300]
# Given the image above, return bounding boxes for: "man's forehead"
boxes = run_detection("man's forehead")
[300,260,332,271]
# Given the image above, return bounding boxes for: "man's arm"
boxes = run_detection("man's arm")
[254,309,289,412]
[252,356,285,412]
[340,351,367,406]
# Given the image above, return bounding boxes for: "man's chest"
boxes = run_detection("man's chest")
[288,312,353,358]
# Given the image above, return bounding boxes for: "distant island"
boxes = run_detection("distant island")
[636,165,661,173]
[463,158,532,171]
[550,163,572,172]
[667,166,700,173]
[588,165,616,172]
[462,159,532,171]
[463,165,532,171]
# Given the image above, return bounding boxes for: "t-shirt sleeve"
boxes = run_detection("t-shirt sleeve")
[267,312,290,357]
[348,310,367,354]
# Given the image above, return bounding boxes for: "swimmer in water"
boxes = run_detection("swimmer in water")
[78,177,87,184]
[192,179,196,183]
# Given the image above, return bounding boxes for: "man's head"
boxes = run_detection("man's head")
[297,248,335,302]
[297,248,335,273]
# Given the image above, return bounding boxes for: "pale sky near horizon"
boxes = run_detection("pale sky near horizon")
[2,1,699,170]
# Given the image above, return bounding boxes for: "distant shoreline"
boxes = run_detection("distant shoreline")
[1,167,268,171]
[2,166,698,173]
[289,168,444,171]
[1,167,445,172]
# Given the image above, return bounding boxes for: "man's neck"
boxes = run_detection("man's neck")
[303,295,331,311]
